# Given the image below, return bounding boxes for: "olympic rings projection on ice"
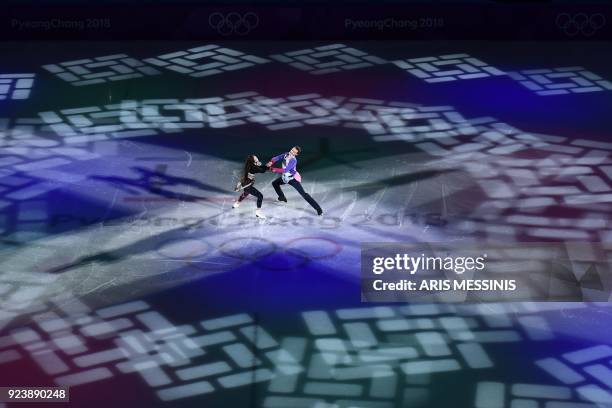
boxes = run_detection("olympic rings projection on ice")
[556,13,606,36]
[156,237,342,272]
[219,236,342,271]
[208,12,259,36]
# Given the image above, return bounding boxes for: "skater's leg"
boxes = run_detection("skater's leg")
[238,191,249,202]
[245,186,267,219]
[233,190,249,208]
[246,186,264,208]
[288,179,322,214]
[272,177,287,202]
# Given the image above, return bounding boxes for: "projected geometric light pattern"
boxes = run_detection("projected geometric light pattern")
[143,45,270,78]
[536,345,612,405]
[37,103,160,145]
[392,54,505,83]
[5,94,482,259]
[31,93,302,147]
[14,92,612,245]
[0,74,35,100]
[42,54,161,86]
[319,102,612,241]
[224,93,347,130]
[0,116,102,153]
[33,92,596,153]
[31,44,611,98]
[337,101,491,143]
[1,117,43,145]
[262,305,540,408]
[0,301,281,400]
[270,44,387,75]
[411,125,612,242]
[35,92,288,144]
[3,95,611,249]
[0,272,61,331]
[189,93,484,137]
[33,93,492,144]
[247,94,488,141]
[508,67,612,96]
[0,137,608,327]
[0,299,591,405]
[1,95,607,261]
[474,381,603,407]
[0,117,105,160]
[3,122,473,296]
[116,92,293,131]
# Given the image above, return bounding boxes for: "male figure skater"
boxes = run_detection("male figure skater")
[266,146,323,216]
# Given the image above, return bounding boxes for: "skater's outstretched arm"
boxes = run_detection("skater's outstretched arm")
[250,163,269,174]
[266,153,286,167]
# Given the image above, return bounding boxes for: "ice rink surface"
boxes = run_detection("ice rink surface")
[0,41,611,407]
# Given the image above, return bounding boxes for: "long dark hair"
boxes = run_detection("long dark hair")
[241,155,256,185]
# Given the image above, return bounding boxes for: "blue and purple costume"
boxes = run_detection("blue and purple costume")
[268,152,301,183]
[269,152,322,215]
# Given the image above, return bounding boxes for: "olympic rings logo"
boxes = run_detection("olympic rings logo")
[208,12,259,36]
[556,13,606,36]
[156,236,342,271]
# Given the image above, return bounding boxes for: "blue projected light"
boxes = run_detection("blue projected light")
[509,67,612,96]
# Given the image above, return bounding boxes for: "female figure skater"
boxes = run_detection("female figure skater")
[233,155,269,219]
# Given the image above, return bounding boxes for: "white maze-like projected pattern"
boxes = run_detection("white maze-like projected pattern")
[0,74,35,100]
[0,300,592,405]
[42,54,161,86]
[340,101,490,143]
[0,272,60,331]
[2,98,611,247]
[474,381,601,408]
[30,45,612,98]
[246,95,488,139]
[35,92,275,143]
[537,345,612,406]
[38,104,161,144]
[0,117,55,148]
[263,305,502,408]
[508,67,612,96]
[17,92,612,243]
[144,45,270,78]
[411,123,612,242]
[392,54,505,83]
[34,93,492,143]
[0,299,285,402]
[270,44,387,75]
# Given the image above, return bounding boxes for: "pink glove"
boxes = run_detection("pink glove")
[271,168,283,174]
[294,171,301,183]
